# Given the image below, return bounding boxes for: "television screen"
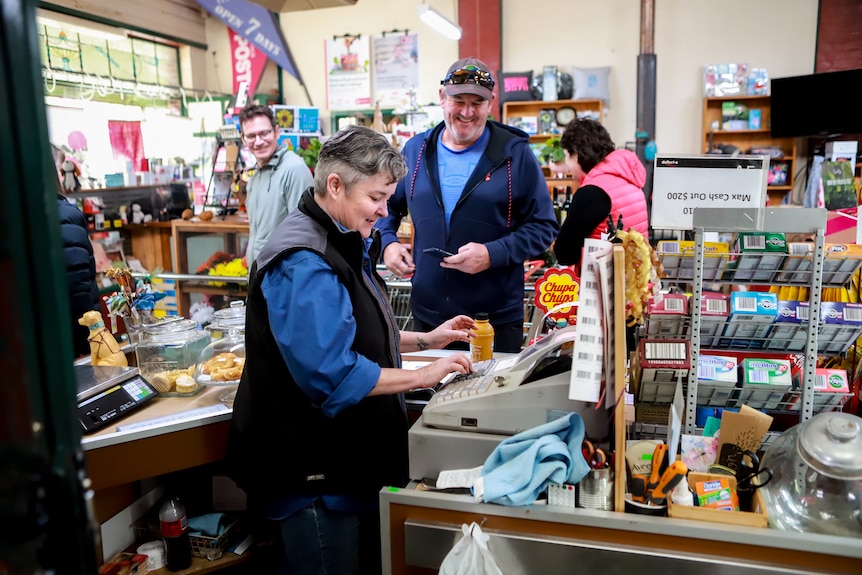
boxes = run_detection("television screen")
[770,69,862,138]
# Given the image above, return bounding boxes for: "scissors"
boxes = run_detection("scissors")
[582,439,608,469]
[735,450,773,511]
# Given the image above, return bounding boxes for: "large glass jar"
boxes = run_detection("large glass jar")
[759,412,862,536]
[135,318,211,394]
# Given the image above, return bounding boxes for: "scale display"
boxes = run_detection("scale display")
[75,365,159,432]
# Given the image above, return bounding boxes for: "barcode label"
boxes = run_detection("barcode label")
[814,375,826,390]
[660,242,680,253]
[585,281,598,290]
[576,370,593,379]
[580,316,598,325]
[706,299,727,313]
[736,297,757,312]
[584,298,598,307]
[735,315,756,321]
[750,370,769,383]
[580,334,597,343]
[743,235,765,249]
[665,298,684,312]
[844,307,862,322]
[578,352,594,361]
[790,243,811,255]
[698,366,716,379]
[645,342,686,360]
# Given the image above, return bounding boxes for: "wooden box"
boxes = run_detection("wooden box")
[667,472,768,528]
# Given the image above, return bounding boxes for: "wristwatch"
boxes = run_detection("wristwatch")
[556,106,576,127]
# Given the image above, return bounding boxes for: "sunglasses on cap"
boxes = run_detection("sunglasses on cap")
[440,67,495,91]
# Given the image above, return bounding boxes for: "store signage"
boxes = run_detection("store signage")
[651,154,768,231]
[533,267,580,321]
[196,0,303,83]
[229,30,267,99]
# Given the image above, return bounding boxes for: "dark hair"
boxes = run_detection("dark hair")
[560,118,615,174]
[238,104,276,130]
[314,125,407,196]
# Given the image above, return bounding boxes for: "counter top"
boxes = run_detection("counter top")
[81,385,233,451]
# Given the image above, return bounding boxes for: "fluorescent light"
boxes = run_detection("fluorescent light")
[418,3,462,41]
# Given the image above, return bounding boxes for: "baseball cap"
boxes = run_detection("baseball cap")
[441,57,495,100]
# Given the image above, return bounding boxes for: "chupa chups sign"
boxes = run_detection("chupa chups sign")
[533,267,580,321]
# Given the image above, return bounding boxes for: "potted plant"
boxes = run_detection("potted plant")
[539,136,567,175]
[299,138,322,173]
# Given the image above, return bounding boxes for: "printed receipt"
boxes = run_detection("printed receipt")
[436,465,483,489]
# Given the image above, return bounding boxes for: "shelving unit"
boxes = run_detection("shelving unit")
[701,95,798,206]
[647,207,862,435]
[502,99,603,145]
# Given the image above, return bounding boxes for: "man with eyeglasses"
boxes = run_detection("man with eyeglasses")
[239,104,313,268]
[378,57,558,353]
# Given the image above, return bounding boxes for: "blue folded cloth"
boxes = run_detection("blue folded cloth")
[477,412,590,506]
[188,513,228,537]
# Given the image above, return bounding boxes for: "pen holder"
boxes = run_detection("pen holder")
[578,468,614,511]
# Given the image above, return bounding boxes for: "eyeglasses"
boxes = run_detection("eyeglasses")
[440,67,495,91]
[242,128,274,144]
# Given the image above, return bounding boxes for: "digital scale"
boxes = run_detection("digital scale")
[76,365,160,433]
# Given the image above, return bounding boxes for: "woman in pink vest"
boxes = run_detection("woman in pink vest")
[553,118,649,268]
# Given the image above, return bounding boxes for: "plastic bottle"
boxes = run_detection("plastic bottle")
[470,313,495,362]
[159,497,192,571]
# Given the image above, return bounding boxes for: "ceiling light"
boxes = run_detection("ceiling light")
[418,3,462,41]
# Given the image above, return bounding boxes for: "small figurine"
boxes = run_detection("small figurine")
[78,310,127,367]
[61,156,81,193]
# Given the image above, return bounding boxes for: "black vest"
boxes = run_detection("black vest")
[227,189,408,501]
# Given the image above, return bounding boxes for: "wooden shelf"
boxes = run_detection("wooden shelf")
[702,95,798,206]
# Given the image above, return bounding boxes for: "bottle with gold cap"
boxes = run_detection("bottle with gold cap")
[470,313,495,362]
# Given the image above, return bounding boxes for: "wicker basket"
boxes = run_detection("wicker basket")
[134,513,241,559]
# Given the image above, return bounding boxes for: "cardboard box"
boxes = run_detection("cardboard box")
[635,338,690,403]
[778,243,862,285]
[657,240,728,281]
[767,301,809,351]
[646,293,689,337]
[819,302,862,353]
[700,292,729,347]
[826,140,858,162]
[739,358,792,409]
[720,292,778,349]
[726,233,787,282]
[697,355,739,407]
[667,472,767,528]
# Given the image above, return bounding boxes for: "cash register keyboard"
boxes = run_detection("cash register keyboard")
[436,359,497,400]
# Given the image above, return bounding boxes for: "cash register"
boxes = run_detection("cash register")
[408,326,610,480]
[75,364,159,432]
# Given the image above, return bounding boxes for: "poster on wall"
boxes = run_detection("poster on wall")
[325,35,372,111]
[373,32,419,109]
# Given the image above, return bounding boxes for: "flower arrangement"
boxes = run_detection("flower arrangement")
[196,251,248,287]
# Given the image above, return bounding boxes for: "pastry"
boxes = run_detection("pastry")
[175,374,198,394]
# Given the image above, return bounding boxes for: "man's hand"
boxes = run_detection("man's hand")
[440,242,491,274]
[383,242,415,277]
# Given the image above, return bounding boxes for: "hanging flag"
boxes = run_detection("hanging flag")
[196,0,303,84]
[228,30,267,98]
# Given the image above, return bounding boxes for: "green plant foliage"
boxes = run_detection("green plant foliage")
[539,136,565,165]
[299,138,322,170]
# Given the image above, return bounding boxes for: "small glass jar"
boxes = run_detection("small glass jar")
[135,318,210,393]
[205,300,246,341]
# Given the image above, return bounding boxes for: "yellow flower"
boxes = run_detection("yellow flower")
[208,258,248,287]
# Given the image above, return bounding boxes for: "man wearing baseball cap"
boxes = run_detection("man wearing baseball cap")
[379,57,558,353]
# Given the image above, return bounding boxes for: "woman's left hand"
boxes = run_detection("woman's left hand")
[427,315,477,348]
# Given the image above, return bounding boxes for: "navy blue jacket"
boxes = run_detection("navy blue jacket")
[378,121,558,327]
[58,194,100,357]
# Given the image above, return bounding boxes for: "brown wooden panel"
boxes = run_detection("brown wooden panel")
[85,420,230,490]
[458,0,502,120]
[91,482,142,524]
[386,502,862,575]
[816,0,862,72]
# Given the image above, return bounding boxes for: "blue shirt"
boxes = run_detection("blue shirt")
[437,127,490,228]
[259,237,393,519]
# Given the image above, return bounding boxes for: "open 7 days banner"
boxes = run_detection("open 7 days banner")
[197,0,303,85]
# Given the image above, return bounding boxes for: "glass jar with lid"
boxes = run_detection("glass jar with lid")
[135,318,211,394]
[205,300,246,340]
[759,411,862,536]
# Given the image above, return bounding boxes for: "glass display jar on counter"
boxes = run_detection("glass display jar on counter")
[205,300,246,340]
[194,336,245,387]
[136,318,210,395]
[759,411,862,537]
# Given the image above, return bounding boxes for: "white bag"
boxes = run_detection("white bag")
[438,522,504,575]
